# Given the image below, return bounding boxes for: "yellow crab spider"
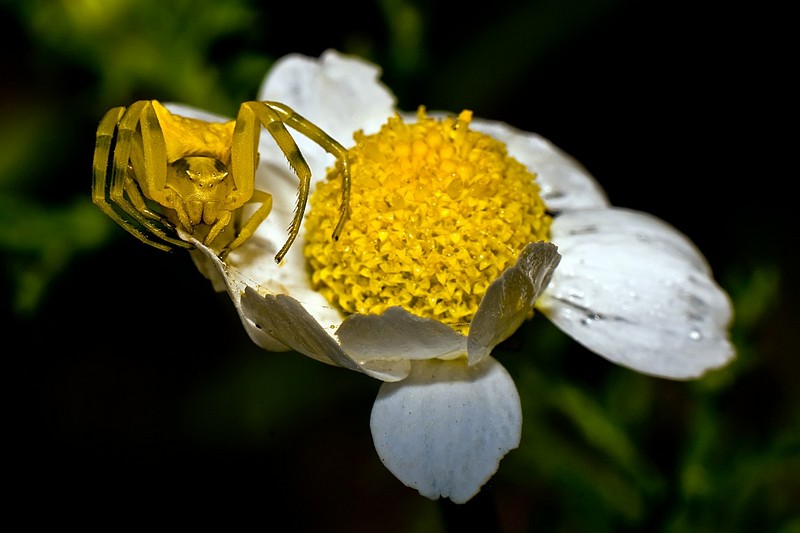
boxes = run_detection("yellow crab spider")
[92,99,350,263]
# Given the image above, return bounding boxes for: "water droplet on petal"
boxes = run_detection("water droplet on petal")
[569,289,585,302]
[581,313,601,326]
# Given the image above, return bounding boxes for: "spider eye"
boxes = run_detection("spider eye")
[174,157,229,187]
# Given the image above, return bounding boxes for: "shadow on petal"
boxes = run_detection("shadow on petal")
[337,306,467,361]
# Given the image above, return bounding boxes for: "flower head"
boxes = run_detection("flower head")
[305,106,552,334]
[177,49,734,503]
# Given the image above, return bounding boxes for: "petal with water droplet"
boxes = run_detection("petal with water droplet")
[539,207,734,379]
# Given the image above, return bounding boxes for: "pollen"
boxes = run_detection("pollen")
[304,107,552,334]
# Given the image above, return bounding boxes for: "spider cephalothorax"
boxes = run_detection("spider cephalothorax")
[92,100,350,262]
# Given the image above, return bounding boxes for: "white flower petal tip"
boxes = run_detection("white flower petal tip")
[258,49,396,146]
[468,119,610,211]
[468,241,561,365]
[370,357,522,504]
[540,208,735,379]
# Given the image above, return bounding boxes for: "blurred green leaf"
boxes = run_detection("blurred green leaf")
[379,0,427,76]
[551,380,662,492]
[0,194,112,315]
[15,0,264,111]
[507,365,665,528]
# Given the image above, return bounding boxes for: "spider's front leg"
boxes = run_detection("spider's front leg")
[216,190,274,260]
[229,101,351,263]
[262,101,351,242]
[92,101,191,252]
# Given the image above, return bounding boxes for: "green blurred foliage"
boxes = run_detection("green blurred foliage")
[14,0,270,110]
[3,0,796,531]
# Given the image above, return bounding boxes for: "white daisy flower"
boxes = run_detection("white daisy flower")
[174,49,734,504]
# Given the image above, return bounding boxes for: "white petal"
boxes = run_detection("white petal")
[240,289,411,382]
[468,241,561,365]
[539,207,735,379]
[469,119,610,211]
[370,357,522,503]
[337,307,467,361]
[258,49,396,175]
[163,103,230,123]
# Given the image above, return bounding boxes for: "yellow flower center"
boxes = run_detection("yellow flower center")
[303,107,552,334]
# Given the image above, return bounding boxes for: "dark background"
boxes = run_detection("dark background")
[3,1,796,530]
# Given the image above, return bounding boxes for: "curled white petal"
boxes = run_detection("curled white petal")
[539,207,735,379]
[189,240,291,353]
[468,241,561,365]
[222,159,342,331]
[163,103,230,124]
[240,289,411,382]
[370,357,522,503]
